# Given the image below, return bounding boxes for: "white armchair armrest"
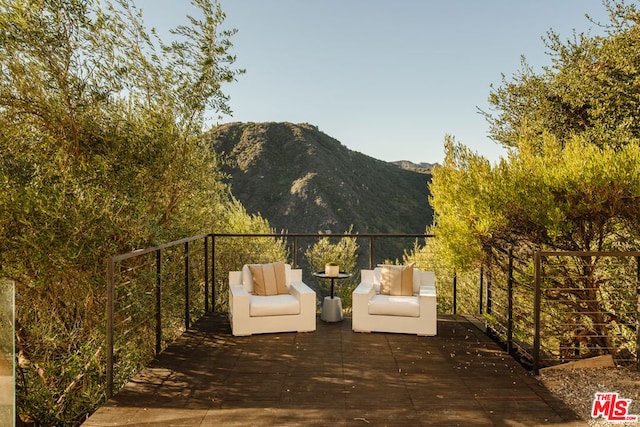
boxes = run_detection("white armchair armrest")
[352,281,376,331]
[353,281,376,299]
[229,271,243,286]
[229,283,249,298]
[289,280,316,333]
[418,284,437,330]
[419,284,436,297]
[229,283,250,321]
[289,281,316,306]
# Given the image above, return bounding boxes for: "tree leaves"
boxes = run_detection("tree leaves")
[431,1,640,270]
[0,0,254,423]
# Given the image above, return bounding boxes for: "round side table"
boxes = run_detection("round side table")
[312,272,352,322]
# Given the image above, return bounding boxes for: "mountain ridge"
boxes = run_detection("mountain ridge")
[205,122,433,235]
[391,160,436,173]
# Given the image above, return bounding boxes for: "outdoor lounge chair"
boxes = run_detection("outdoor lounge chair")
[228,262,317,336]
[352,265,437,336]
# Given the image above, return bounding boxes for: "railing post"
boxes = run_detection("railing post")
[452,271,457,315]
[0,280,14,424]
[479,266,484,315]
[106,257,115,399]
[636,256,640,372]
[204,236,209,313]
[293,236,298,268]
[507,249,514,355]
[155,249,162,355]
[486,266,492,316]
[211,235,216,312]
[185,241,190,330]
[369,237,374,269]
[533,251,542,375]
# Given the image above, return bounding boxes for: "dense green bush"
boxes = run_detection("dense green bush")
[0,0,284,424]
[411,0,640,365]
[304,232,359,309]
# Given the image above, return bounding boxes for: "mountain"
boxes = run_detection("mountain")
[205,122,433,235]
[391,160,437,173]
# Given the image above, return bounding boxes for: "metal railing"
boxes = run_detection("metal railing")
[106,234,640,398]
[106,234,212,398]
[533,251,640,374]
[483,248,537,364]
[453,249,640,374]
[105,232,432,398]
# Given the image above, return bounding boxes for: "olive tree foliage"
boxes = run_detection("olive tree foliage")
[213,199,289,312]
[431,133,640,257]
[483,0,640,150]
[425,132,640,356]
[0,0,273,424]
[304,232,359,306]
[419,0,640,358]
[426,138,497,270]
[437,0,640,259]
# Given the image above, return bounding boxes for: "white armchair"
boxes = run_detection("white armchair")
[352,266,437,336]
[228,263,317,336]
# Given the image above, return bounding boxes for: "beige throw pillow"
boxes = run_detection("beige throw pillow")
[273,262,288,294]
[379,263,415,296]
[249,262,288,296]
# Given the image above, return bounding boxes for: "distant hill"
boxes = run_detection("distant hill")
[205,122,433,235]
[391,160,437,173]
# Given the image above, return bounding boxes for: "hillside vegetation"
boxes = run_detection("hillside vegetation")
[0,1,280,424]
[206,122,433,234]
[407,0,640,368]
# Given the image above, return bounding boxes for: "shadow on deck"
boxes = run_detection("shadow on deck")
[83,314,586,426]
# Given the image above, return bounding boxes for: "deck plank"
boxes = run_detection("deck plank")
[83,314,586,426]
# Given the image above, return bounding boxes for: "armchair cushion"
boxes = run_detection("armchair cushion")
[379,263,414,296]
[248,262,288,296]
[249,294,300,317]
[369,294,420,317]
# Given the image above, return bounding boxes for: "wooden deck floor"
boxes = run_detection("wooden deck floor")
[83,314,586,426]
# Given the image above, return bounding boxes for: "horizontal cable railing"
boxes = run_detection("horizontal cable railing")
[485,248,536,364]
[105,232,432,398]
[533,251,640,374]
[453,249,640,374]
[106,234,211,399]
[105,234,640,399]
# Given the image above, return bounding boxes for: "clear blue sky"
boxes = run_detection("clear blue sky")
[136,0,610,164]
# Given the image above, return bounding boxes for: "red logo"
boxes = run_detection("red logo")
[592,392,638,422]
